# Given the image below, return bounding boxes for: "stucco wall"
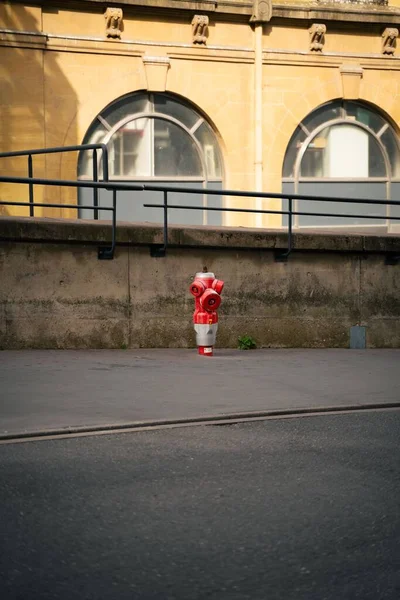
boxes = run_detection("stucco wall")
[0,217,399,349]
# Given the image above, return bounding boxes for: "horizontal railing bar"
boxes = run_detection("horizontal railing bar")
[0,176,144,190]
[143,203,400,221]
[283,178,389,182]
[3,197,396,220]
[142,183,400,207]
[0,201,114,211]
[142,204,290,216]
[1,176,399,207]
[98,176,206,182]
[0,143,108,159]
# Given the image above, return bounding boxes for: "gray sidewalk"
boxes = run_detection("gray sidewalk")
[0,349,399,436]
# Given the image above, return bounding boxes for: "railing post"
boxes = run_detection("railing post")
[112,188,116,253]
[28,154,34,217]
[163,190,168,253]
[275,196,293,261]
[98,188,116,260]
[92,149,99,220]
[150,189,168,257]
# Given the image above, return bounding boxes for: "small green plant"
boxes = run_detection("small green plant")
[238,335,257,350]
[120,343,128,350]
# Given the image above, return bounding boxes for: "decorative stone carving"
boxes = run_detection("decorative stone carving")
[309,23,326,52]
[191,15,209,45]
[250,0,272,24]
[104,7,123,39]
[382,28,398,55]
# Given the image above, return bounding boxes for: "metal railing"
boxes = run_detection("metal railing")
[0,143,116,258]
[140,184,400,261]
[0,143,109,216]
[0,175,146,260]
[0,145,399,261]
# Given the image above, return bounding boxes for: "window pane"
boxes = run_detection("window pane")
[79,93,223,183]
[101,93,149,128]
[300,124,386,178]
[345,102,386,133]
[111,133,121,176]
[282,125,307,177]
[194,122,222,178]
[153,94,199,129]
[154,119,203,177]
[381,128,400,177]
[110,118,151,177]
[302,101,342,133]
[368,136,386,177]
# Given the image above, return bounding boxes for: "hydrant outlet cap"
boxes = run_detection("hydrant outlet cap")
[200,289,221,311]
[189,280,206,297]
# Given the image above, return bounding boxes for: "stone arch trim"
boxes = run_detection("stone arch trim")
[59,66,145,188]
[265,72,342,191]
[61,76,226,187]
[267,72,400,189]
[358,75,400,134]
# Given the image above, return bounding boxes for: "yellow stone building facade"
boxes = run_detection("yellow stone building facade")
[1,0,400,230]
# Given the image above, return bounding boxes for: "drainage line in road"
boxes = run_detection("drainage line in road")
[1,402,400,444]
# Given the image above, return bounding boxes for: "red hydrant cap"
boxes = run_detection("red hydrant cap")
[189,280,206,297]
[200,289,221,311]
[212,279,224,295]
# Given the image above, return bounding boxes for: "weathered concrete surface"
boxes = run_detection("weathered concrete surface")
[0,349,399,436]
[0,242,130,349]
[0,218,399,348]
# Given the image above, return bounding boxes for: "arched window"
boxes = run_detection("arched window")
[78,92,224,225]
[282,101,400,229]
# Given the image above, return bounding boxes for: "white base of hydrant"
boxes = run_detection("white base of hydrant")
[194,323,218,347]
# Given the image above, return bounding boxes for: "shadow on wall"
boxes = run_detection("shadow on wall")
[0,4,78,217]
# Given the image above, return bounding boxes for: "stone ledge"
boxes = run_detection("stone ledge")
[1,216,399,254]
[15,0,400,23]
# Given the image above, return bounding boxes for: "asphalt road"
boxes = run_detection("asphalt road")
[1,349,399,435]
[1,411,399,599]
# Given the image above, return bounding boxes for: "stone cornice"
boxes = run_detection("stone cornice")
[273,2,400,23]
[9,0,400,23]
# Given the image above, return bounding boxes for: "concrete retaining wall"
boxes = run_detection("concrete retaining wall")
[1,217,399,349]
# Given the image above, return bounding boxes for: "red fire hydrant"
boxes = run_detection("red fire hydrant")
[189,271,224,356]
